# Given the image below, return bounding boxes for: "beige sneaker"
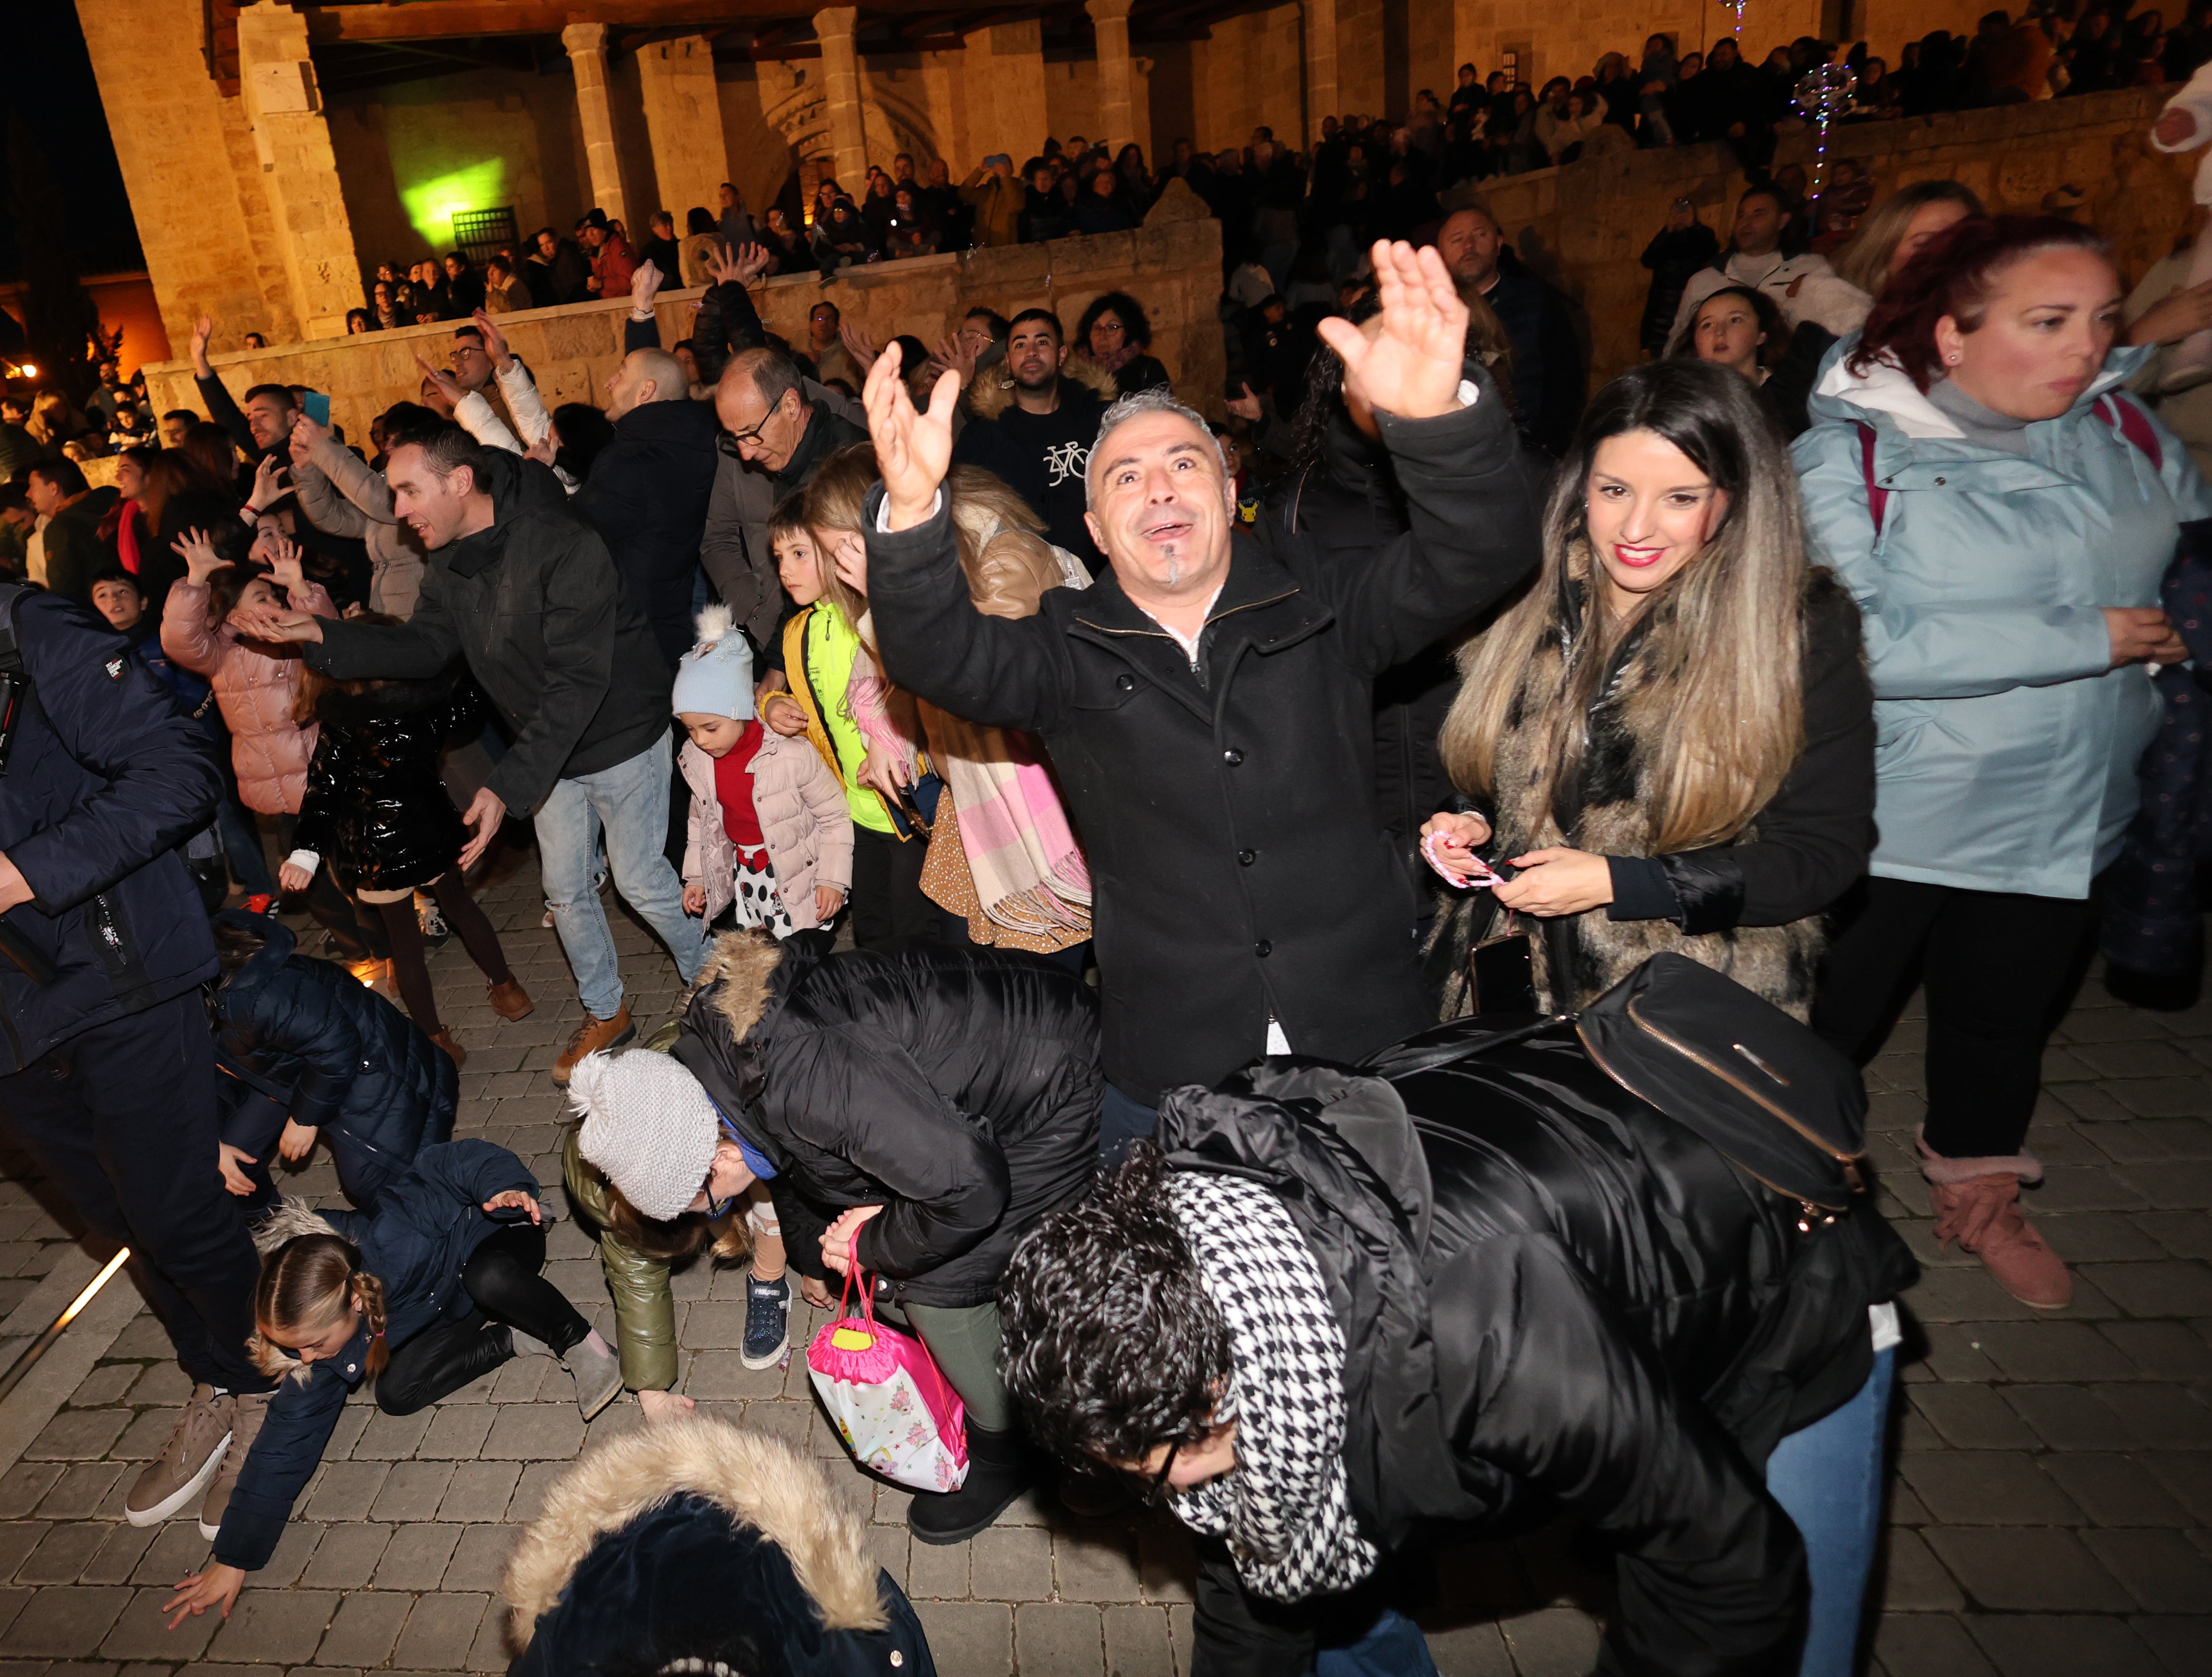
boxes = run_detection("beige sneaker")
[198,1389,271,1541]
[126,1384,233,1527]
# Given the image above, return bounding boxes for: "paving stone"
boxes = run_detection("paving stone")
[505,1461,570,1525]
[20,1523,111,1585]
[2131,1613,2212,1677]
[1923,1528,2131,1611]
[1971,1320,2139,1382]
[129,1520,211,1586]
[35,1466,128,1521]
[416,1405,497,1460]
[2001,1384,2139,1450]
[2083,1261,2212,1319]
[1015,1602,1103,1675]
[681,1351,788,1400]
[2040,1211,2170,1263]
[861,1524,908,1593]
[442,1524,516,1593]
[366,1461,453,1523]
[297,1523,392,1590]
[1873,1528,1964,1612]
[1056,1527,1146,1602]
[346,1407,431,1461]
[2080,1527,2212,1612]
[1964,1612,2167,1676]
[299,1462,388,1523]
[0,1519,47,1580]
[123,1364,190,1407]
[971,1525,1052,1602]
[911,1601,1010,1674]
[2108,1319,2212,1382]
[312,1592,412,1668]
[1910,1384,2041,1450]
[7,1587,134,1657]
[1136,1522,1197,1604]
[391,1592,489,1670]
[109,1411,185,1463]
[1101,1603,1179,1677]
[479,1405,584,1462]
[97,1584,218,1662]
[2038,1453,2196,1526]
[1415,1619,1515,1677]
[65,1366,137,1409]
[2136,1209,2212,1259]
[1917,1324,2004,1384]
[2095,1383,2212,1448]
[1496,1607,1603,1677]
[2108,1078,2212,1119]
[904,1532,968,1600]
[1897,1452,2087,1525]
[436,1461,521,1524]
[372,1523,462,1591]
[205,1587,342,1664]
[2113,1160,2212,1207]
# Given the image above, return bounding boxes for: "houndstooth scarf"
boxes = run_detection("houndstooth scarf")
[1164,1170,1380,1602]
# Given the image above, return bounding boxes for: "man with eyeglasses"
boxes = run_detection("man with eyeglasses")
[700,345,866,650]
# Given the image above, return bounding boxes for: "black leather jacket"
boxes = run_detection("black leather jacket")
[1159,1027,1915,1677]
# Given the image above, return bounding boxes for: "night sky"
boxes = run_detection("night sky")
[0,4,143,282]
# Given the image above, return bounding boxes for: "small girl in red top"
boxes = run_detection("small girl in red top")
[674,606,854,939]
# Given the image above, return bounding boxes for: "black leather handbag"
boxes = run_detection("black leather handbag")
[1575,951,1868,1223]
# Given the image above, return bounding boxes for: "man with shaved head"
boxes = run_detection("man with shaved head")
[1434,203,1586,454]
[570,263,727,666]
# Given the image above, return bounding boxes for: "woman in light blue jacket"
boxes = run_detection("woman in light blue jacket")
[1798,215,2212,1311]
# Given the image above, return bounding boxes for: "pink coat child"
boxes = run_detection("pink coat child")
[673,606,853,933]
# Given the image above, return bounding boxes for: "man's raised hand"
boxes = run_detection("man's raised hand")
[226,604,323,646]
[1320,240,1467,421]
[190,313,215,376]
[631,258,664,315]
[413,351,464,406]
[864,339,958,531]
[470,308,513,369]
[733,242,773,284]
[287,413,331,466]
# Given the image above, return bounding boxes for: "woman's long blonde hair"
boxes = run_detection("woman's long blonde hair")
[1831,180,1986,299]
[802,447,1043,608]
[1440,359,1811,853]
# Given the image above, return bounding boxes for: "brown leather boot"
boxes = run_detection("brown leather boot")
[1920,1134,2071,1310]
[487,977,535,1021]
[429,1030,467,1069]
[552,1002,634,1084]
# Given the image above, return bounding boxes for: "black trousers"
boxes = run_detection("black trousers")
[1812,876,2098,1160]
[0,990,271,1392]
[850,826,935,948]
[376,1223,590,1415]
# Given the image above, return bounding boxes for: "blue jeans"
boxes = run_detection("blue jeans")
[1099,1083,1158,1163]
[1765,1346,1895,1677]
[537,736,706,1018]
[1313,1608,1439,1676]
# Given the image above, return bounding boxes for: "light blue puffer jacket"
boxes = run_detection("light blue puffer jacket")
[1795,340,2212,899]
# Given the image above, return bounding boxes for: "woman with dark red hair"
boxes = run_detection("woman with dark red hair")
[1798,215,2212,1309]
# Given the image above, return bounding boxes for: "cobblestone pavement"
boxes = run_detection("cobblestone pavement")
[0,863,2208,1676]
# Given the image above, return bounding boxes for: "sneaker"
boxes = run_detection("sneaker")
[551,1002,634,1084]
[126,1384,233,1527]
[561,1330,624,1421]
[741,1274,791,1369]
[198,1389,271,1541]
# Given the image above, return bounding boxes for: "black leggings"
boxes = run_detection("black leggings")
[1812,876,2098,1160]
[374,872,513,1038]
[376,1223,589,1415]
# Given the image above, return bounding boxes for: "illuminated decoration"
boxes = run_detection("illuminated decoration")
[0,1248,131,1405]
[1714,0,1747,34]
[1795,64,1857,204]
[399,160,510,251]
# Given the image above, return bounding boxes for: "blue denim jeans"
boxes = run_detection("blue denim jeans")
[1765,1346,1896,1677]
[537,736,706,1018]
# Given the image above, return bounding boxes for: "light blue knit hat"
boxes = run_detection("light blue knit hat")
[670,604,755,722]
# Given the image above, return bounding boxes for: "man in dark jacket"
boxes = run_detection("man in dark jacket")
[0,581,277,1535]
[26,460,119,600]
[968,309,1108,569]
[234,425,704,1083]
[862,245,1540,1146]
[1000,1047,1916,1677]
[189,310,294,482]
[570,931,1101,1547]
[1436,206,1587,454]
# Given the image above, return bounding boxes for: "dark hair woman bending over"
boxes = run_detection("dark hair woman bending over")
[1425,358,1874,1018]
[1798,215,2212,1311]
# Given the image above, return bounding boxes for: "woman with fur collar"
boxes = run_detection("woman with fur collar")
[504,1417,933,1675]
[1797,215,2212,1312]
[1422,357,1876,1020]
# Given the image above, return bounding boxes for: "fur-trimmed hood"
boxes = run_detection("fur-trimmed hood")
[502,1418,935,1676]
[964,353,1117,421]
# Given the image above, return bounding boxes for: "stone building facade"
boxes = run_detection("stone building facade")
[83,0,2006,355]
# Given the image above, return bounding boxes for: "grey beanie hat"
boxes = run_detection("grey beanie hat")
[568,1048,722,1222]
[670,603,756,723]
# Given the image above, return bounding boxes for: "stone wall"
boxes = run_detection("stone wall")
[138,191,1226,446]
[1480,86,2195,387]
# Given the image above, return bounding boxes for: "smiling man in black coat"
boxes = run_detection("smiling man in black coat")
[861,241,1540,1147]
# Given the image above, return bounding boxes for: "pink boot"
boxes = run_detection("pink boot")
[1919,1132,2072,1310]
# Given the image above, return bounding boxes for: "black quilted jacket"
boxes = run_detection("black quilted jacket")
[292,675,470,894]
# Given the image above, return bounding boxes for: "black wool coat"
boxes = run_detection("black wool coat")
[293,677,471,894]
[866,383,1542,1103]
[673,940,1102,1308]
[1162,1036,1916,1677]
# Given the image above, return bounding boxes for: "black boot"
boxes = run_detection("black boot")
[908,1425,1031,1545]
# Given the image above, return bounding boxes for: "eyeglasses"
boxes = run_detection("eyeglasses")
[717,407,780,457]
[1120,1439,1182,1507]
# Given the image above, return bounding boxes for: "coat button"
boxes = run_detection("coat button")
[1238,849,1256,865]
[1115,673,1135,692]
[1223,747,1244,766]
[1254,940,1272,957]
[1933,476,1945,485]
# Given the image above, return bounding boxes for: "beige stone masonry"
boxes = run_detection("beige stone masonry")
[561,22,630,232]
[963,21,1050,174]
[815,8,870,193]
[638,36,732,230]
[234,1,364,341]
[1086,0,1149,161]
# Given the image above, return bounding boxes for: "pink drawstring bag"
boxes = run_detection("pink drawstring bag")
[805,1242,969,1493]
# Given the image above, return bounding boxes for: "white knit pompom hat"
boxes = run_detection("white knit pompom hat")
[567,1048,722,1222]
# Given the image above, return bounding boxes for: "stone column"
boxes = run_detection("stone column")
[639,36,732,230]
[961,20,1049,170]
[1304,0,1339,149]
[1086,0,1148,158]
[233,2,363,341]
[563,22,630,230]
[814,7,870,193]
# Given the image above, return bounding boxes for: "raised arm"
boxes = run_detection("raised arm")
[190,313,256,458]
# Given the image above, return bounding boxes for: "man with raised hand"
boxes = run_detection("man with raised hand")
[861,240,1541,1152]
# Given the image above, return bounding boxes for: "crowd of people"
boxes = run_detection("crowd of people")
[9,25,2212,1677]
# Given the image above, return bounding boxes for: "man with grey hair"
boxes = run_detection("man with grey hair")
[860,241,1541,1152]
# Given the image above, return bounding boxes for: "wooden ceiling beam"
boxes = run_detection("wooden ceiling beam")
[303,1,958,46]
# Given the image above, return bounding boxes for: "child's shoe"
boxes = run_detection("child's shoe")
[741,1273,791,1369]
